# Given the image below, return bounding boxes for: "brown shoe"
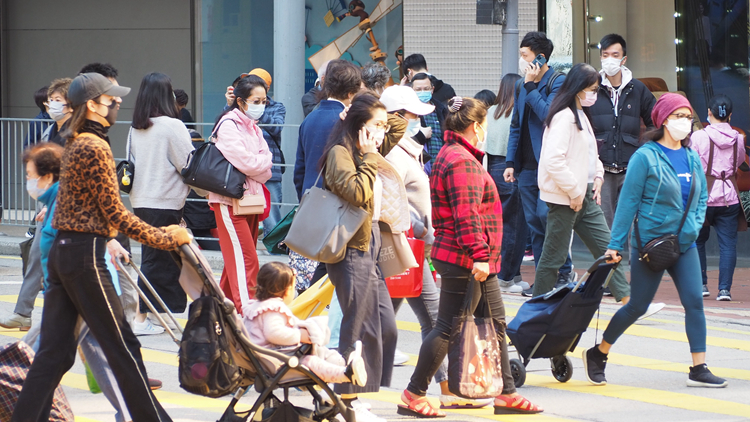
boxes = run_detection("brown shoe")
[148,378,162,390]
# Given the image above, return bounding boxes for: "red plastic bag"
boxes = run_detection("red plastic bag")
[385,235,424,298]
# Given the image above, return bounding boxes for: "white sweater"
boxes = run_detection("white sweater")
[129,116,195,210]
[385,135,434,244]
[538,108,604,206]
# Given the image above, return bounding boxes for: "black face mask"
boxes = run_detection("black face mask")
[95,100,118,126]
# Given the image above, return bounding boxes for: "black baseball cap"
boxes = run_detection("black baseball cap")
[68,73,131,107]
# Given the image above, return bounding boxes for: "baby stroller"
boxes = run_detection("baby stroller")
[171,241,354,422]
[506,256,619,387]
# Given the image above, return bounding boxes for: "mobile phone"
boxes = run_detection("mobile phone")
[531,54,547,67]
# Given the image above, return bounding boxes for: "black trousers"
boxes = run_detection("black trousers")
[11,231,171,422]
[407,260,515,397]
[134,208,186,313]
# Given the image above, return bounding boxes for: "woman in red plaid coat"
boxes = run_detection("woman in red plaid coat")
[399,97,543,418]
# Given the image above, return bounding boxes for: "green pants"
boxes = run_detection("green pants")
[532,184,630,301]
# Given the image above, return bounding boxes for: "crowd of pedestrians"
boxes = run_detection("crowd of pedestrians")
[1,27,741,421]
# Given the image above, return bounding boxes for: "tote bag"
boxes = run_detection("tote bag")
[382,228,424,298]
[378,222,419,279]
[284,171,368,264]
[448,280,503,399]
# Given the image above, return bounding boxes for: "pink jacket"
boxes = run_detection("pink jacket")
[208,108,273,206]
[691,123,746,207]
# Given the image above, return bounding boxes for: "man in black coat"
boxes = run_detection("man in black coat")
[586,34,656,228]
[401,53,456,105]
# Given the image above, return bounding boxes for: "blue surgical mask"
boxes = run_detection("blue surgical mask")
[416,91,432,103]
[26,178,48,200]
[406,118,421,138]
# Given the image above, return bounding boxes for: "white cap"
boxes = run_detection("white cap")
[379,86,435,116]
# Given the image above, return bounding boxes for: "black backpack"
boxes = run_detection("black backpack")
[179,295,242,398]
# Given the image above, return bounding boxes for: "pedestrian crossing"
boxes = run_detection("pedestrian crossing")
[0,293,747,421]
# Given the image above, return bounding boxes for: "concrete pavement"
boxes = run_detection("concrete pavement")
[0,232,747,421]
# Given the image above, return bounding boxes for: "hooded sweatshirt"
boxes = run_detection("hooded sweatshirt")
[691,122,746,207]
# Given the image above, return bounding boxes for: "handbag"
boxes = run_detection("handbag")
[633,169,697,273]
[382,227,424,297]
[284,169,368,264]
[232,189,266,216]
[447,280,503,399]
[116,128,135,194]
[378,222,420,279]
[180,119,245,199]
[262,206,297,254]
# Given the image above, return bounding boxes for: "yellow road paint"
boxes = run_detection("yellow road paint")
[523,374,750,418]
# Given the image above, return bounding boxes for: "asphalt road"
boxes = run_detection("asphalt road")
[0,252,748,422]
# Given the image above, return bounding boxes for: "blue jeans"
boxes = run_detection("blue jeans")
[697,204,739,291]
[516,168,572,275]
[264,180,283,235]
[487,155,527,281]
[603,247,706,353]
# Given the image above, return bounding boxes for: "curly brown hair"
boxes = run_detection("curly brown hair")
[22,142,64,182]
[255,262,295,301]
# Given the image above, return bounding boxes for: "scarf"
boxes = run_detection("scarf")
[79,120,110,144]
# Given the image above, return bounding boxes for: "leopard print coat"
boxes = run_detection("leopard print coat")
[52,132,178,249]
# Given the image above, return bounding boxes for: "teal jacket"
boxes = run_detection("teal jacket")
[38,182,59,290]
[608,141,707,253]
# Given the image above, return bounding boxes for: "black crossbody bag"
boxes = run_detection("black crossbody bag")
[633,169,697,273]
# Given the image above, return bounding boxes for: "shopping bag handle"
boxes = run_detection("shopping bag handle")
[459,277,493,321]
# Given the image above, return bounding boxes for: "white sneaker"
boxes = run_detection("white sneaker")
[148,313,179,330]
[393,349,410,366]
[132,319,165,336]
[499,279,523,293]
[637,302,665,321]
[351,400,386,422]
[513,276,530,291]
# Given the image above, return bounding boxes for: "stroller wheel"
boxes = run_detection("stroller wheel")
[550,355,573,383]
[509,358,526,388]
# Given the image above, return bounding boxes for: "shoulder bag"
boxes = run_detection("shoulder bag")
[116,128,135,194]
[633,168,697,273]
[180,119,245,199]
[448,279,503,399]
[284,169,368,264]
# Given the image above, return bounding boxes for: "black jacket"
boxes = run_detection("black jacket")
[301,86,322,117]
[586,76,656,168]
[429,75,456,105]
[414,98,448,146]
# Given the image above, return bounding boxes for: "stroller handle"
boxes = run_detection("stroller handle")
[585,255,620,274]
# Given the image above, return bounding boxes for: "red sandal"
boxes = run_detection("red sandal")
[397,390,446,418]
[493,394,544,414]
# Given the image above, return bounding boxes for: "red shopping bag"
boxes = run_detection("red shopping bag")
[385,233,424,298]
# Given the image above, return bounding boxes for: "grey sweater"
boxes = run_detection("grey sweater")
[129,116,195,210]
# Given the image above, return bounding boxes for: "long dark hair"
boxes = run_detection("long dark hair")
[493,73,522,120]
[131,72,179,130]
[545,63,600,130]
[213,75,267,130]
[62,99,95,142]
[318,91,385,170]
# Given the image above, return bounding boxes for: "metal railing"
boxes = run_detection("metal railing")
[0,118,300,243]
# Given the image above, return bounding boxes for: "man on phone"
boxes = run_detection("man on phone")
[503,31,574,296]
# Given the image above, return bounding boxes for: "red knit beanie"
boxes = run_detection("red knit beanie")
[651,93,693,129]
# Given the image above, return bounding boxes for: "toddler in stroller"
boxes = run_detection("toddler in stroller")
[243,262,367,387]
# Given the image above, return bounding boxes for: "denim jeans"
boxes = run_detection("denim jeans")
[392,258,448,384]
[264,180,283,234]
[407,260,515,396]
[697,204,740,291]
[603,247,706,353]
[487,155,527,281]
[517,168,572,274]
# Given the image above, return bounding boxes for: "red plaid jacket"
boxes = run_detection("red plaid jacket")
[430,130,502,273]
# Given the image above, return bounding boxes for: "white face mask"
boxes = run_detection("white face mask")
[665,118,692,141]
[518,57,531,76]
[406,118,421,138]
[243,102,265,120]
[601,57,623,77]
[365,125,386,147]
[26,178,48,200]
[48,100,68,121]
[475,123,487,151]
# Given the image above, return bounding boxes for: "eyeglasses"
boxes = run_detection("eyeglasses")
[669,113,693,120]
[369,123,391,132]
